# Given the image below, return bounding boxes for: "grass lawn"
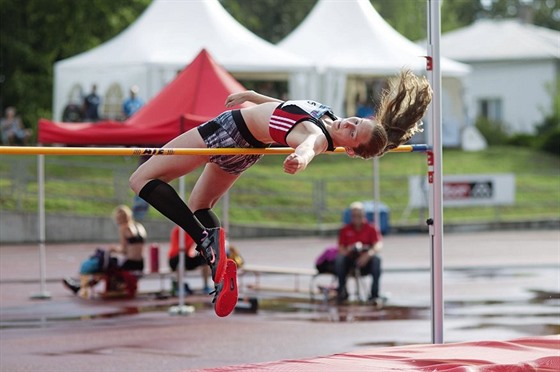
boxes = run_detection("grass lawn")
[1,146,558,227]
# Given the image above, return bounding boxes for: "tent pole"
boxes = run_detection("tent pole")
[427,0,444,344]
[30,152,50,300]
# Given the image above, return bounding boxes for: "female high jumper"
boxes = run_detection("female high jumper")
[129,69,433,317]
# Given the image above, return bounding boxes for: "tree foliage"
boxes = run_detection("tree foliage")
[220,0,316,43]
[1,0,557,142]
[0,0,150,137]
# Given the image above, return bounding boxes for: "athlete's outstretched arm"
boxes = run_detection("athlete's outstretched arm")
[225,90,282,107]
[284,133,326,175]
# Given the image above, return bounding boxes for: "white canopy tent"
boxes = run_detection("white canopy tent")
[278,0,470,146]
[53,0,313,121]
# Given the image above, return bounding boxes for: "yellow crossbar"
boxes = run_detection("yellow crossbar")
[0,145,422,156]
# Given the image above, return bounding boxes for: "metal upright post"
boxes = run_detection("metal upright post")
[31,153,51,300]
[427,0,445,344]
[169,176,194,315]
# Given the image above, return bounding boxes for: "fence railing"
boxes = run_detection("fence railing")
[1,156,558,230]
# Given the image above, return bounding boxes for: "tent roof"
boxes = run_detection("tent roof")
[278,0,469,76]
[439,19,560,62]
[56,0,311,73]
[39,49,250,145]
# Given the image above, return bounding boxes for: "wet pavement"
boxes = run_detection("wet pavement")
[0,229,559,371]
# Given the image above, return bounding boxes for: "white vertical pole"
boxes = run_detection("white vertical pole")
[372,158,381,232]
[177,176,186,307]
[31,153,50,299]
[427,0,445,344]
[168,175,194,315]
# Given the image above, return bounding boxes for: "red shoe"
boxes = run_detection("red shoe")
[197,227,227,283]
[212,259,238,317]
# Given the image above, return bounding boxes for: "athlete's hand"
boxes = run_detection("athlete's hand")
[225,91,253,108]
[283,153,307,174]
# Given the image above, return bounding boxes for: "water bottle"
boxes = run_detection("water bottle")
[150,244,159,273]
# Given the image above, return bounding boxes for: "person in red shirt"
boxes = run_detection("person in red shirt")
[336,201,383,305]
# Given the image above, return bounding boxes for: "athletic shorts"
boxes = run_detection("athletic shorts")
[197,110,270,175]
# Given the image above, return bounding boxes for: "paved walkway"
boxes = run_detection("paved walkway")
[1,229,558,371]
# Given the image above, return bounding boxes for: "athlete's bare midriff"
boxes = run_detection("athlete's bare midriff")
[238,102,277,144]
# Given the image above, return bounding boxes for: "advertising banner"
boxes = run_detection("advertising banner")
[408,174,515,208]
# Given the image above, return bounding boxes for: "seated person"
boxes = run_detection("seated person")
[1,106,32,145]
[335,201,383,305]
[63,205,146,295]
[168,226,211,295]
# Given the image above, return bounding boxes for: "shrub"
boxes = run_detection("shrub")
[534,78,559,156]
[538,127,560,156]
[475,116,510,146]
[507,134,535,148]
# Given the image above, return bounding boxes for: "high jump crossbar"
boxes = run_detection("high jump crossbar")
[0,144,430,156]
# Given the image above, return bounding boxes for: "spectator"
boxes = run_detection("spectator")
[0,106,32,145]
[122,85,144,119]
[109,204,146,271]
[168,226,211,295]
[83,84,101,121]
[63,205,146,296]
[335,201,383,306]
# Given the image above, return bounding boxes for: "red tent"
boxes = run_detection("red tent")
[38,49,251,146]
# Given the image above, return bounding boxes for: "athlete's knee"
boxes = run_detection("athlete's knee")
[129,172,141,194]
[188,196,219,210]
[129,171,150,194]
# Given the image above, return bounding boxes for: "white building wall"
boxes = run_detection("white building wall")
[466,60,556,134]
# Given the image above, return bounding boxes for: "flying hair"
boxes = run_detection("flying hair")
[353,69,433,159]
[377,69,433,153]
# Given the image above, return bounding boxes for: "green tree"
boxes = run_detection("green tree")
[0,0,150,140]
[220,0,315,43]
[372,0,427,41]
[441,0,485,33]
[455,0,559,30]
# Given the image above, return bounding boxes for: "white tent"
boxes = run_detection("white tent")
[438,19,560,134]
[278,0,471,146]
[53,0,313,121]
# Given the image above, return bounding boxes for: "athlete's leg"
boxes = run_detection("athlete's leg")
[188,162,240,277]
[130,129,234,283]
[129,129,209,242]
[188,163,241,317]
[194,208,221,228]
[131,128,208,186]
[188,162,241,210]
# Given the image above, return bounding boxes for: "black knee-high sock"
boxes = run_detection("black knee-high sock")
[194,208,221,229]
[138,179,206,242]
